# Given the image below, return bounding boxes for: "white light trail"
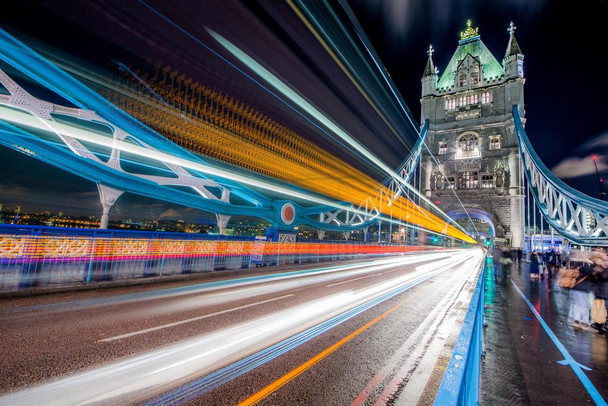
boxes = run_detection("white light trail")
[98,294,295,343]
[0,250,478,405]
[206,29,467,232]
[0,103,456,237]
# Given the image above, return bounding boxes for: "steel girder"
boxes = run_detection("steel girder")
[514,106,608,245]
[303,122,428,230]
[0,28,400,232]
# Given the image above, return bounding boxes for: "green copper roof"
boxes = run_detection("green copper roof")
[436,37,504,90]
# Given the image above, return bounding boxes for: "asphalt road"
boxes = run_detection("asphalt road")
[0,248,484,405]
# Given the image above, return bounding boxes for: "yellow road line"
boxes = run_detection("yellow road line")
[238,289,424,405]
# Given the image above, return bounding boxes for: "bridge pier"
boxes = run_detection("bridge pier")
[97,184,124,229]
[216,214,231,235]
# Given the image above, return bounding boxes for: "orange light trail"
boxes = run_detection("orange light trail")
[97,66,474,243]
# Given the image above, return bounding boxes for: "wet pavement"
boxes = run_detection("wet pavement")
[482,256,608,405]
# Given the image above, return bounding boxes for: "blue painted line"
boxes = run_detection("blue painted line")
[144,268,446,405]
[510,279,607,405]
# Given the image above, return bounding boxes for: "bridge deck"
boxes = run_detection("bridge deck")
[483,257,608,405]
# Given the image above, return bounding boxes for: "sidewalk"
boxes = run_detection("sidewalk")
[482,257,608,405]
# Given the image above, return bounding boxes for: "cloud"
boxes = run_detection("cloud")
[551,131,608,179]
[552,155,608,179]
[578,132,608,150]
[159,209,181,219]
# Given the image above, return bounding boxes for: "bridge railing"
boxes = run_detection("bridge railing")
[434,257,487,405]
[0,226,430,291]
[513,106,608,246]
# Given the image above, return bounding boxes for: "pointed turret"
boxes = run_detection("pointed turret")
[421,44,438,96]
[503,21,524,79]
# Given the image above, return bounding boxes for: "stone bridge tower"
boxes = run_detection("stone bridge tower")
[420,20,525,248]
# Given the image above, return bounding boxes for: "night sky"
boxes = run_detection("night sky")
[0,0,606,221]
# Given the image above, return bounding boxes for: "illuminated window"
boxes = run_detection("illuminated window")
[470,70,479,85]
[438,142,448,155]
[456,134,480,158]
[445,98,456,110]
[459,95,467,106]
[459,73,467,87]
[489,136,501,150]
[482,175,494,188]
[470,93,479,104]
[481,91,493,104]
[459,134,478,151]
[518,61,524,77]
[458,171,479,189]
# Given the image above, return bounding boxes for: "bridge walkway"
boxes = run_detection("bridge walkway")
[482,257,608,405]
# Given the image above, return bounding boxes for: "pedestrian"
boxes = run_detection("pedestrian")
[568,251,595,330]
[492,245,503,281]
[546,248,558,279]
[529,251,540,280]
[590,249,608,333]
[517,247,523,263]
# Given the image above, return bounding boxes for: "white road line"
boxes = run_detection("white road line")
[326,274,376,288]
[98,294,294,343]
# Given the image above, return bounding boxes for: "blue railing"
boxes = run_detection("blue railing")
[434,258,486,405]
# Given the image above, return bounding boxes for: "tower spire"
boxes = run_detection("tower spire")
[421,44,438,96]
[423,44,437,77]
[505,21,522,58]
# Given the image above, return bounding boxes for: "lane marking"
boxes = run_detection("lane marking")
[326,274,376,287]
[145,253,476,405]
[510,280,607,406]
[98,294,294,343]
[237,291,423,406]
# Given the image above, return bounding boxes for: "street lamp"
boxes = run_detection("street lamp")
[591,154,606,200]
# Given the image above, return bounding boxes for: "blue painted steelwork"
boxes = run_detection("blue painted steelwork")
[434,258,486,406]
[513,106,608,245]
[0,28,396,232]
[301,121,429,230]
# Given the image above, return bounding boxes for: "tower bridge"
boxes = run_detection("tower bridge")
[1,3,607,405]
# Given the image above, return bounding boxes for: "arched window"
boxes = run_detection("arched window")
[458,171,479,189]
[456,133,480,158]
[459,73,467,87]
[489,136,501,150]
[458,134,478,151]
[470,69,479,85]
[438,142,448,155]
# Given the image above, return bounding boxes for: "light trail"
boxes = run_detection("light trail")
[98,294,295,343]
[205,29,469,238]
[0,102,474,242]
[0,251,478,405]
[10,252,449,312]
[131,1,474,242]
